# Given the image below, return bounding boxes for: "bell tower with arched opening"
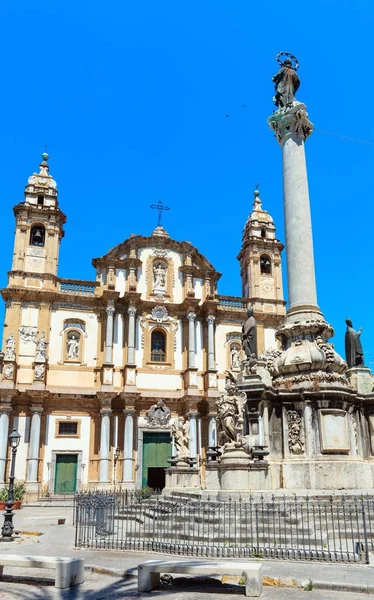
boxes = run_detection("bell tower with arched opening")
[237,188,286,352]
[9,153,66,288]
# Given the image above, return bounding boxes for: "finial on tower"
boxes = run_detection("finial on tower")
[253,184,262,209]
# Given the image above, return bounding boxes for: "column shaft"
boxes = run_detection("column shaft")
[123,411,134,482]
[0,410,10,484]
[27,408,43,482]
[99,411,111,482]
[104,303,115,364]
[208,415,217,447]
[127,307,136,365]
[189,414,197,458]
[187,313,196,368]
[206,316,215,370]
[282,135,317,312]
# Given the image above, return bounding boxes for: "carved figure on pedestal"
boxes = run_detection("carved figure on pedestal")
[171,417,190,463]
[153,262,167,290]
[345,318,364,368]
[35,332,48,362]
[272,52,300,109]
[4,333,16,361]
[242,307,257,361]
[67,333,80,360]
[216,372,247,450]
[230,344,241,370]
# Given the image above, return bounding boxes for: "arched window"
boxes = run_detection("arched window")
[30,224,45,247]
[261,228,266,238]
[151,329,166,362]
[260,254,272,275]
[37,195,44,206]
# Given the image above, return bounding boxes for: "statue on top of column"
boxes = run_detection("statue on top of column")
[272,52,300,109]
[242,307,257,361]
[345,318,364,368]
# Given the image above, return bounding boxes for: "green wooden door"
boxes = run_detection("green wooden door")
[142,432,171,489]
[54,454,78,494]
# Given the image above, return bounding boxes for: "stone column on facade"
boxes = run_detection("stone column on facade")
[127,305,136,365]
[0,407,11,485]
[99,407,112,483]
[188,412,198,459]
[123,409,135,484]
[187,312,196,368]
[208,414,217,447]
[26,407,43,483]
[104,300,115,364]
[206,315,216,371]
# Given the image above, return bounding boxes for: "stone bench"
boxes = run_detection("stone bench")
[0,555,85,589]
[138,559,263,597]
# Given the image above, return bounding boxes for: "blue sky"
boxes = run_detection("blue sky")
[1,1,373,365]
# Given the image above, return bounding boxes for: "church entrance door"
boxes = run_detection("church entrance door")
[54,454,78,494]
[142,432,171,490]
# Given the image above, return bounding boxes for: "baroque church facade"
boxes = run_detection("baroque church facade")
[0,154,285,497]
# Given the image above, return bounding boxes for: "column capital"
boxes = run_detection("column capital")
[30,405,43,414]
[106,301,115,317]
[123,408,135,416]
[268,103,313,145]
[206,315,216,325]
[100,408,112,416]
[187,311,196,322]
[0,406,12,415]
[128,305,137,317]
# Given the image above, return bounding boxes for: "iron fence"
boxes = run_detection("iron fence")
[74,491,373,563]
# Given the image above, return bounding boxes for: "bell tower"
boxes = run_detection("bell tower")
[9,153,66,288]
[238,188,286,351]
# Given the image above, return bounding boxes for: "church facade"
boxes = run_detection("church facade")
[0,154,285,497]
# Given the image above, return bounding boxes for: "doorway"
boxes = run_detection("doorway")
[142,432,171,490]
[54,454,78,494]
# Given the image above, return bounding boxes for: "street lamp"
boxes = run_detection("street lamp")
[1,428,21,539]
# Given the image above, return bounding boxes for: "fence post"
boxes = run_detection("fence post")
[362,497,370,564]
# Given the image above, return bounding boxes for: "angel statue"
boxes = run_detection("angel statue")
[216,371,247,451]
[171,417,190,463]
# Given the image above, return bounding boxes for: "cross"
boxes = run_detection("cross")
[44,144,48,153]
[150,200,170,227]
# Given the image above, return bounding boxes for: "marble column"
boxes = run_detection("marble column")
[99,408,112,483]
[188,413,197,459]
[208,415,217,447]
[268,104,321,322]
[0,407,11,484]
[127,305,136,365]
[26,407,43,483]
[187,312,196,368]
[123,409,134,482]
[206,315,216,371]
[104,300,115,364]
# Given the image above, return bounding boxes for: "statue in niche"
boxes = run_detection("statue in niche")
[345,318,364,368]
[272,53,300,109]
[153,262,167,290]
[242,307,257,360]
[230,344,241,370]
[171,417,190,462]
[216,372,246,450]
[5,333,16,361]
[35,332,48,362]
[67,333,80,360]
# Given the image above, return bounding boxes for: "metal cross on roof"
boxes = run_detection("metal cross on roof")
[150,200,170,227]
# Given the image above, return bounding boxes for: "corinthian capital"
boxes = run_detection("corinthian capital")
[187,312,196,323]
[206,315,216,325]
[106,299,115,317]
[128,304,137,318]
[268,103,313,145]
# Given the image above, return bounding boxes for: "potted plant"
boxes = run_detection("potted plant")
[0,482,26,510]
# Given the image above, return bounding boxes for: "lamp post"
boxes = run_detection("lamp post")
[1,428,21,539]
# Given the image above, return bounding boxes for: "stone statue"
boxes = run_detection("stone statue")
[153,262,166,289]
[216,373,246,450]
[67,334,80,359]
[272,56,300,109]
[4,333,16,361]
[242,307,257,360]
[345,318,364,368]
[35,332,48,362]
[230,345,241,370]
[171,417,190,462]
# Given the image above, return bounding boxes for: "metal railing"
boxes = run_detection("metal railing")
[74,491,372,563]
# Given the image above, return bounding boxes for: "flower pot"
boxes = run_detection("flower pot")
[0,500,22,510]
